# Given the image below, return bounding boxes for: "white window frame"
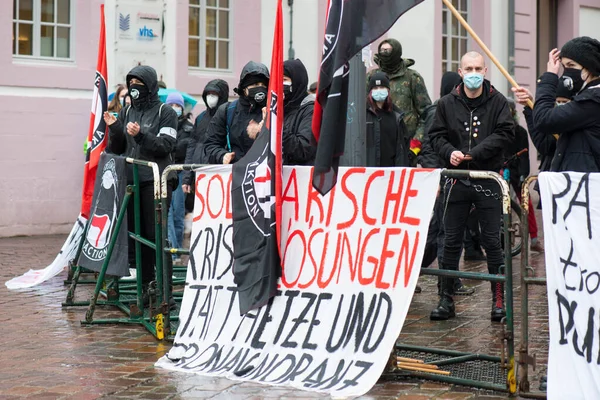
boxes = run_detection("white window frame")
[12,0,75,62]
[441,0,470,73]
[188,0,233,72]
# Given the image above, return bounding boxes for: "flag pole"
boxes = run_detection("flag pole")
[442,0,534,108]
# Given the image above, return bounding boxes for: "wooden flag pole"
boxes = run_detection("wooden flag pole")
[442,0,534,109]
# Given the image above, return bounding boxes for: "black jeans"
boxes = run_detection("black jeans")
[128,181,172,286]
[441,179,504,292]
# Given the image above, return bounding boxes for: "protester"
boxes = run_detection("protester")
[108,84,128,114]
[419,71,475,296]
[429,51,514,321]
[369,39,432,154]
[182,79,230,195]
[529,37,600,172]
[103,65,178,305]
[504,98,544,253]
[204,61,270,164]
[308,82,318,95]
[166,92,194,262]
[282,59,317,165]
[364,71,410,167]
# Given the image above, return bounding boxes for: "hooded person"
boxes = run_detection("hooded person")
[103,65,178,294]
[281,59,317,165]
[368,38,432,146]
[181,79,230,191]
[203,61,270,165]
[529,36,600,172]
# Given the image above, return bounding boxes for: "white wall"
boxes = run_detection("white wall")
[490,0,509,96]
[261,0,320,84]
[579,6,600,39]
[386,1,436,101]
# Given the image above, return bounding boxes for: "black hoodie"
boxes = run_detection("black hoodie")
[282,59,316,165]
[204,61,270,164]
[429,80,514,171]
[107,65,178,183]
[182,79,230,185]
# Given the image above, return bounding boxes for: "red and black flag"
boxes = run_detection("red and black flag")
[231,0,284,315]
[312,0,425,195]
[81,4,109,218]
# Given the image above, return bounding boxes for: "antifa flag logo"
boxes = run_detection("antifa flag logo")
[90,71,108,159]
[242,149,273,236]
[83,159,119,261]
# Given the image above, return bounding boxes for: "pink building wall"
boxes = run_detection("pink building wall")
[0,0,104,237]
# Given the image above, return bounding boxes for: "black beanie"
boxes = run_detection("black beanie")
[368,72,390,92]
[560,36,600,76]
[440,71,462,97]
[240,73,268,90]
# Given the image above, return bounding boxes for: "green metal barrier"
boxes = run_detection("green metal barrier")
[518,175,547,399]
[394,169,518,396]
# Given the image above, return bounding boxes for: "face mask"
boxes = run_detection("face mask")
[561,68,585,95]
[283,82,292,99]
[206,94,219,109]
[247,86,268,107]
[463,73,484,90]
[371,88,389,102]
[119,97,125,107]
[555,102,567,107]
[172,106,183,117]
[128,84,149,105]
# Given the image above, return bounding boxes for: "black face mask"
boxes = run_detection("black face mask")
[561,68,585,95]
[247,86,268,107]
[374,49,403,74]
[283,82,292,101]
[129,84,150,106]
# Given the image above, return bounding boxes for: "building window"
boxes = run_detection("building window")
[189,0,231,70]
[442,0,469,73]
[13,0,72,59]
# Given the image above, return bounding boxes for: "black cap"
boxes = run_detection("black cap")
[368,71,390,92]
[560,36,600,76]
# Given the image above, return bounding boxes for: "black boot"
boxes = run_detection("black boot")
[431,278,455,320]
[491,281,505,322]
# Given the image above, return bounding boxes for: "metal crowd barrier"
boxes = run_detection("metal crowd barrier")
[394,169,517,396]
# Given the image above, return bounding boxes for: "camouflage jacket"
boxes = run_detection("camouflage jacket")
[368,59,432,141]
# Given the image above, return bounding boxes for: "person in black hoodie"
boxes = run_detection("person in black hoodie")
[181,79,230,194]
[282,59,317,165]
[429,51,514,322]
[527,37,600,172]
[204,61,269,164]
[103,65,178,291]
[365,71,410,167]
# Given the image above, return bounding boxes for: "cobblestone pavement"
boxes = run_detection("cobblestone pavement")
[0,211,549,399]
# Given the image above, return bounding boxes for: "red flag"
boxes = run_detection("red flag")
[81,5,109,218]
[230,0,284,314]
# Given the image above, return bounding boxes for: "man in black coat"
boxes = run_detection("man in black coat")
[104,65,178,292]
[429,51,514,322]
[204,61,270,165]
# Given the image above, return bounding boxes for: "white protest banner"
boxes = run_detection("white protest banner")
[539,172,600,400]
[156,165,440,397]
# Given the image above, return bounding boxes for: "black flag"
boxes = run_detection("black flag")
[231,0,284,315]
[312,0,425,194]
[78,153,129,277]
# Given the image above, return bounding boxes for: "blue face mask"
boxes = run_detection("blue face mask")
[172,106,183,117]
[120,98,125,107]
[372,88,389,102]
[463,73,484,90]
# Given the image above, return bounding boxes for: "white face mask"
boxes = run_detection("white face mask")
[206,94,219,109]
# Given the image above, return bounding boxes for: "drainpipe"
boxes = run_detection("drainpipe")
[508,0,515,80]
[288,0,295,60]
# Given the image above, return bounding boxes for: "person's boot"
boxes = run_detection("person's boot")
[454,278,475,296]
[431,278,455,320]
[491,281,505,322]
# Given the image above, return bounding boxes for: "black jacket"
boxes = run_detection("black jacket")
[183,79,229,185]
[204,62,269,164]
[505,123,530,188]
[173,117,194,164]
[533,72,600,172]
[523,106,556,173]
[365,105,410,167]
[418,100,443,168]
[430,80,514,171]
[107,66,178,183]
[282,59,317,165]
